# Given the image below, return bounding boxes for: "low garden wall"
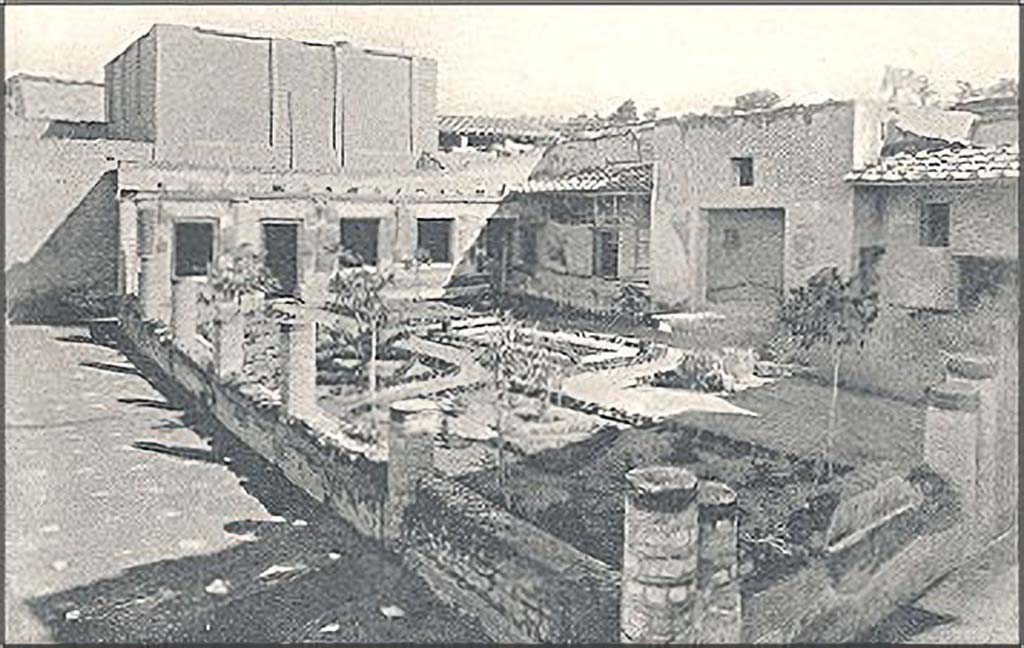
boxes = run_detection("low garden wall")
[402,476,620,643]
[117,301,621,643]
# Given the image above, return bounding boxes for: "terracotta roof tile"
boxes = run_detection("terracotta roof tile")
[438,114,559,140]
[846,144,1019,184]
[511,162,653,194]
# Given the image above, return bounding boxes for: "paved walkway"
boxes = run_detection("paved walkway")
[4,325,484,644]
[318,335,490,415]
[562,346,758,419]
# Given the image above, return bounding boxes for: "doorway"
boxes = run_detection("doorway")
[262,222,299,298]
[705,208,785,303]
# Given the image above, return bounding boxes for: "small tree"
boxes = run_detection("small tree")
[477,312,521,501]
[609,99,638,124]
[209,243,279,306]
[325,259,394,431]
[779,267,878,479]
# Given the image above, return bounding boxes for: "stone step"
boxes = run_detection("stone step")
[945,353,998,381]
[926,378,981,411]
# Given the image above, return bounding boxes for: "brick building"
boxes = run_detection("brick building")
[498,101,898,311]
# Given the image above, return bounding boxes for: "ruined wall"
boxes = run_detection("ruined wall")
[120,301,622,643]
[119,304,388,540]
[668,102,859,309]
[403,476,620,643]
[5,137,152,268]
[6,171,120,319]
[125,191,500,307]
[6,74,106,122]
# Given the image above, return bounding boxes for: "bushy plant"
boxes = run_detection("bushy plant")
[779,267,878,478]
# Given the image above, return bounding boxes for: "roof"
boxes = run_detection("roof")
[438,114,559,140]
[511,162,653,194]
[845,144,1019,184]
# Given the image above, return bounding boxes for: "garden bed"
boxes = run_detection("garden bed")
[459,423,851,593]
[458,416,958,596]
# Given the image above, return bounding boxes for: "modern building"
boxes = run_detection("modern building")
[104,24,437,174]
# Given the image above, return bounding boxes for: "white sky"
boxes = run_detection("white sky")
[5,4,1019,117]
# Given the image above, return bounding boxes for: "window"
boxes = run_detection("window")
[723,227,741,250]
[593,229,619,279]
[732,157,754,187]
[339,218,380,266]
[919,203,950,247]
[173,221,214,277]
[417,218,454,263]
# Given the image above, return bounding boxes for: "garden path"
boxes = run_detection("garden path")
[562,346,759,419]
[317,335,490,415]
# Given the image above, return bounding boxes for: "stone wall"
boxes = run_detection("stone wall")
[401,476,620,643]
[118,300,624,642]
[119,302,387,541]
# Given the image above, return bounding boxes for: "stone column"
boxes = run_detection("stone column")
[698,481,741,644]
[925,378,981,531]
[279,315,317,418]
[213,302,245,380]
[946,354,1001,542]
[621,465,700,644]
[385,398,440,545]
[171,276,203,356]
[118,196,139,296]
[136,204,171,323]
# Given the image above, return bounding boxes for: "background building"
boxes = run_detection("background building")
[104,24,437,174]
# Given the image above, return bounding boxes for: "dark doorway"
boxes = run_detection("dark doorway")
[417,219,454,263]
[339,218,380,266]
[173,221,215,278]
[593,229,619,279]
[262,222,299,298]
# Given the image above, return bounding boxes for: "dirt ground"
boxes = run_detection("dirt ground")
[4,325,486,644]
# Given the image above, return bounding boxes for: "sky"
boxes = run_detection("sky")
[5,4,1019,117]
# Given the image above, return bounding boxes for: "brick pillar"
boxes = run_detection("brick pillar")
[171,276,203,356]
[279,315,317,418]
[620,465,700,644]
[698,481,741,644]
[385,398,440,544]
[213,302,245,380]
[925,378,981,536]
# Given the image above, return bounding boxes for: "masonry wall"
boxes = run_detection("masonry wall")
[665,102,860,309]
[402,476,620,642]
[105,25,438,173]
[6,74,106,122]
[119,300,622,643]
[122,192,501,306]
[104,28,158,142]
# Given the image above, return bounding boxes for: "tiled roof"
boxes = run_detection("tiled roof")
[438,114,559,139]
[511,162,653,193]
[845,144,1019,184]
